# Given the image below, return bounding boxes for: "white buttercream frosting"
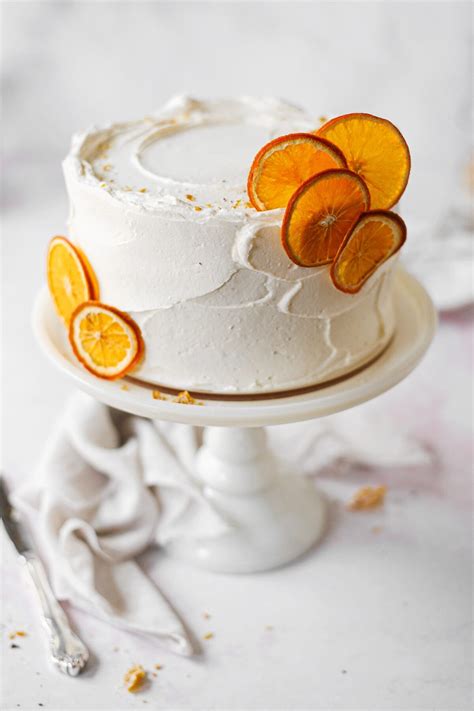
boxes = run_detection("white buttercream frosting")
[63,96,399,393]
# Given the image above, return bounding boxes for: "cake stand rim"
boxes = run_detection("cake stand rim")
[32,268,437,427]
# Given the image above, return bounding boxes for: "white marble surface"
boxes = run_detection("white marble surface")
[1,2,472,710]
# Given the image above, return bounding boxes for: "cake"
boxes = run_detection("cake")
[48,96,410,395]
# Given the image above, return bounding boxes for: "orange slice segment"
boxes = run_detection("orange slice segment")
[317,113,410,209]
[247,133,347,211]
[47,236,98,324]
[331,210,407,293]
[69,302,144,380]
[281,169,370,267]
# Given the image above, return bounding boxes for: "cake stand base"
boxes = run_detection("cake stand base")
[167,427,325,573]
[34,268,436,573]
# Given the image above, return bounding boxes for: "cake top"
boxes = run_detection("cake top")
[65,96,315,214]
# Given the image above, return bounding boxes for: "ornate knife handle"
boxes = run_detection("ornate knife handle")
[22,554,89,676]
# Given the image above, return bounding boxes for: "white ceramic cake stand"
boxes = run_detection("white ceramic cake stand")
[33,268,436,573]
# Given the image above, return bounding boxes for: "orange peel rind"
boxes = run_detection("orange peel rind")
[281,169,370,267]
[247,132,347,211]
[75,245,100,302]
[331,210,407,294]
[69,301,144,380]
[317,113,410,210]
[47,236,98,325]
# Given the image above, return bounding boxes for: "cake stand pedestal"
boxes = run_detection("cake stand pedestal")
[33,269,436,573]
[167,426,326,572]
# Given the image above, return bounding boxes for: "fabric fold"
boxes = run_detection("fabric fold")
[15,391,432,656]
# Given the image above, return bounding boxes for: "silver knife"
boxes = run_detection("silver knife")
[0,476,89,676]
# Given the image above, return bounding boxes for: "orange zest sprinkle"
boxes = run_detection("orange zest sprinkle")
[8,631,27,639]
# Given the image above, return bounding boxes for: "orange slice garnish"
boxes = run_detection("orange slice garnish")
[47,236,98,324]
[247,133,347,211]
[331,210,407,293]
[69,302,144,380]
[75,245,100,302]
[317,113,410,209]
[281,169,370,267]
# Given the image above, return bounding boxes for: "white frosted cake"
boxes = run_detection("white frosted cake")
[60,96,400,394]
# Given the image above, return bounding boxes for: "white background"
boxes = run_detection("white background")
[1,2,472,710]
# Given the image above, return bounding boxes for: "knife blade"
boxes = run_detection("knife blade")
[0,477,33,555]
[0,476,89,676]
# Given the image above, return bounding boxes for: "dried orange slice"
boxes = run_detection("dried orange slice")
[75,245,100,302]
[331,210,407,293]
[317,113,410,209]
[47,236,98,324]
[69,302,144,380]
[247,133,347,211]
[281,169,370,267]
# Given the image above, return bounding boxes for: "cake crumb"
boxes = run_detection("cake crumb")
[124,665,147,693]
[8,630,26,639]
[153,664,163,670]
[205,203,213,208]
[203,632,214,640]
[174,390,203,405]
[152,390,166,400]
[186,194,196,201]
[245,201,253,209]
[122,185,132,192]
[99,182,107,188]
[102,163,113,172]
[138,187,148,193]
[120,384,129,391]
[194,206,203,212]
[232,199,242,209]
[96,140,111,158]
[347,485,387,511]
[371,525,383,534]
[319,115,328,124]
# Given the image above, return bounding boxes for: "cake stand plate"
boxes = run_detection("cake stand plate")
[33,268,437,573]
